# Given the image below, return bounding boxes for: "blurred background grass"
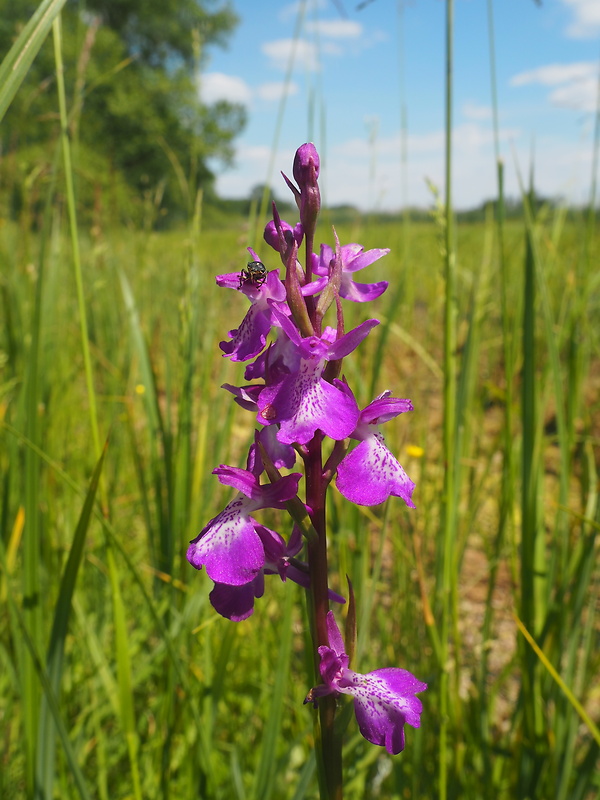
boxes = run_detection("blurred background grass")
[1,1,599,799]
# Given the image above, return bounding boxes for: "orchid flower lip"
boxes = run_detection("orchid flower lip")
[305,612,427,754]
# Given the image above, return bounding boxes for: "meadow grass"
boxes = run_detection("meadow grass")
[1,200,599,799]
[1,3,600,798]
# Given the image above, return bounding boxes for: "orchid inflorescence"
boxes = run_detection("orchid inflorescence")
[187,143,426,761]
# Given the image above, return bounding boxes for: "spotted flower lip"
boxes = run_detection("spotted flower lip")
[256,311,378,445]
[336,390,416,508]
[305,612,427,755]
[186,466,301,586]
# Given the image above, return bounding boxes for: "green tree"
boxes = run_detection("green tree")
[0,0,246,224]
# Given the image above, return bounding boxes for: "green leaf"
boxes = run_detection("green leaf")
[35,443,107,799]
[0,0,68,124]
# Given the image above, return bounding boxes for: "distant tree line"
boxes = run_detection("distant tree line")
[203,191,581,231]
[333,194,572,227]
[0,0,246,226]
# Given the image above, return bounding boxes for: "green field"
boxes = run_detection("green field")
[2,204,599,798]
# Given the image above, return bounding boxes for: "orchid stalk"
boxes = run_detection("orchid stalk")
[187,143,426,799]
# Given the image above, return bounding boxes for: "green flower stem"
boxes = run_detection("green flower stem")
[304,227,317,328]
[305,433,342,800]
[439,0,457,797]
[53,17,104,498]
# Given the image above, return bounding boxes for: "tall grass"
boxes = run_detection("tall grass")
[1,2,599,799]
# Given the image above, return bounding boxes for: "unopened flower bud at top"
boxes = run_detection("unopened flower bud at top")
[283,143,321,245]
[293,142,320,186]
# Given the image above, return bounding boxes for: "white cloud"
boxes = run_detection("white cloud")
[261,23,366,73]
[511,61,598,112]
[313,122,523,209]
[303,18,385,55]
[561,0,600,38]
[211,143,290,203]
[452,122,520,149]
[214,119,593,212]
[199,72,252,104]
[320,40,344,56]
[256,81,299,101]
[334,122,518,162]
[511,61,596,86]
[549,79,598,112]
[304,19,363,39]
[462,102,493,121]
[262,38,321,71]
[197,73,302,107]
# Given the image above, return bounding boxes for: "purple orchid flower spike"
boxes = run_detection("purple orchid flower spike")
[209,525,345,621]
[305,612,427,755]
[314,242,390,302]
[188,142,424,783]
[186,465,301,586]
[336,390,416,508]
[257,310,378,445]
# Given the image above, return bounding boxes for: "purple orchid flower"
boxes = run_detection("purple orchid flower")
[186,465,301,586]
[209,525,345,621]
[218,268,288,362]
[242,324,302,384]
[305,612,426,755]
[336,390,416,508]
[256,311,378,445]
[314,243,390,302]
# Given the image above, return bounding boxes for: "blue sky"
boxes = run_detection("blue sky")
[200,0,600,210]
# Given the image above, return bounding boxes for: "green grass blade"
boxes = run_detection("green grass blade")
[20,121,62,800]
[518,189,546,792]
[6,593,92,800]
[290,751,317,800]
[2,420,211,788]
[107,547,142,800]
[118,266,171,572]
[0,0,68,123]
[252,586,294,799]
[35,443,107,799]
[53,16,103,478]
[439,2,457,796]
[514,614,600,747]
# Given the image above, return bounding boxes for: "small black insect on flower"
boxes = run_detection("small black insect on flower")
[238,260,267,289]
